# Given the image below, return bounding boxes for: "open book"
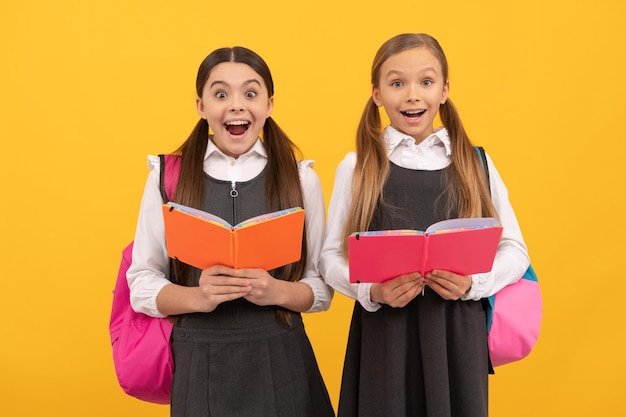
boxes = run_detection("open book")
[162,202,305,270]
[348,218,503,283]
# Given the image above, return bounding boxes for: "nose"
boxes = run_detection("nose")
[406,84,421,102]
[230,95,244,112]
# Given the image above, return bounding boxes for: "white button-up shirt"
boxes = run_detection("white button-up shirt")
[319,126,530,312]
[127,138,332,317]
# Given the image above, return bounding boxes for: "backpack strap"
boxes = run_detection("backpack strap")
[474,146,541,369]
[474,146,490,193]
[474,145,496,373]
[158,154,181,285]
[159,154,181,203]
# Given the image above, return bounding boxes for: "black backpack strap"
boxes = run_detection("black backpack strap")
[159,154,168,203]
[159,153,178,284]
[474,146,491,193]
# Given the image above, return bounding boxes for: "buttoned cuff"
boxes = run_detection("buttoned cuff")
[357,283,382,312]
[299,277,333,313]
[460,274,486,301]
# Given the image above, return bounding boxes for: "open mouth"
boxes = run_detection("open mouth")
[225,120,250,136]
[401,110,426,118]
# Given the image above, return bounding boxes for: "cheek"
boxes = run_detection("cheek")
[255,103,272,119]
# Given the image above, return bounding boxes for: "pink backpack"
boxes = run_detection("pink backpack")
[475,147,543,367]
[109,154,180,404]
[486,265,542,367]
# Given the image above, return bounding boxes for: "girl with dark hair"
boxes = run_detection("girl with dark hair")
[127,46,334,417]
[320,33,529,417]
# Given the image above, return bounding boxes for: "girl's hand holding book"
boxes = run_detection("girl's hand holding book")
[237,268,316,313]
[197,265,252,312]
[370,272,424,308]
[423,270,472,300]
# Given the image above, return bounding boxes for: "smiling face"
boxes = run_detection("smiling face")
[372,46,449,144]
[196,62,274,158]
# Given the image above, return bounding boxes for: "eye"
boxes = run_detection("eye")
[422,79,433,86]
[245,90,258,98]
[215,91,227,99]
[391,80,403,88]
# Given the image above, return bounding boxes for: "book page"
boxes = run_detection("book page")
[236,207,303,229]
[426,217,500,234]
[166,202,231,228]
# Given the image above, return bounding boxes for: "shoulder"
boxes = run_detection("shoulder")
[147,154,160,171]
[146,153,181,175]
[297,159,316,174]
[477,148,494,164]
[140,155,162,187]
[476,147,500,176]
[336,151,357,175]
[341,151,357,165]
[474,146,495,165]
[297,159,322,189]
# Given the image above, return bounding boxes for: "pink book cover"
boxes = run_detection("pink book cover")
[348,218,503,283]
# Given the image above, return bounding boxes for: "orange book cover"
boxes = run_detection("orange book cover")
[348,218,503,283]
[162,202,305,270]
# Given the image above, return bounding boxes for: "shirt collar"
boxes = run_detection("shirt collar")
[205,137,268,161]
[382,125,452,156]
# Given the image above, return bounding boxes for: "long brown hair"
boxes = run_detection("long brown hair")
[171,47,306,325]
[342,33,496,256]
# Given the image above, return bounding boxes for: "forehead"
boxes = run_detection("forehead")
[206,62,265,87]
[379,46,444,78]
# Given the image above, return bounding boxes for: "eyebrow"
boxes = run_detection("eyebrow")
[209,79,263,88]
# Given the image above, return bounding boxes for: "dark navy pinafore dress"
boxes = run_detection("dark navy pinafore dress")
[338,163,489,417]
[170,169,334,417]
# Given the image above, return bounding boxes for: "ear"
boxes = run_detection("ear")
[196,97,206,119]
[372,86,382,107]
[441,80,450,104]
[266,96,274,119]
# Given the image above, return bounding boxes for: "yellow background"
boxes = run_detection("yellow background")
[1,1,624,416]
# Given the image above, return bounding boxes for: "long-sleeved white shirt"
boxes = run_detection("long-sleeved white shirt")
[319,126,529,312]
[127,138,332,317]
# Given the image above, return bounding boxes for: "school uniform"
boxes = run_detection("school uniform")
[128,139,334,417]
[319,126,530,417]
[171,169,334,417]
[338,164,489,417]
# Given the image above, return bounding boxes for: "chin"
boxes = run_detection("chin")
[225,143,254,158]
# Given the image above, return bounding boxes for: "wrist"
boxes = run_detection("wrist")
[274,280,314,312]
[369,283,381,304]
[274,279,291,308]
[464,276,473,295]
